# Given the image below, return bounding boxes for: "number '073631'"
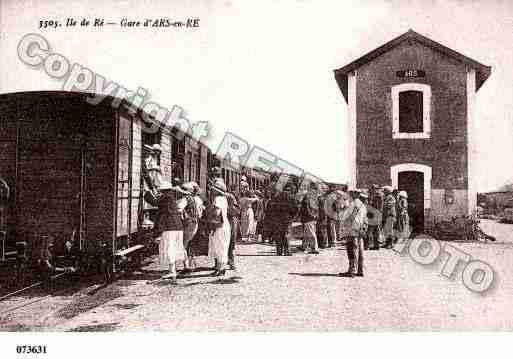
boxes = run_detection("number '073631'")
[16,345,47,354]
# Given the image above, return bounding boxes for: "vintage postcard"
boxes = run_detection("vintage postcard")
[0,0,512,357]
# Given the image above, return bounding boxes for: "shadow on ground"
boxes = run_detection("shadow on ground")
[68,322,119,332]
[56,286,123,320]
[289,272,341,277]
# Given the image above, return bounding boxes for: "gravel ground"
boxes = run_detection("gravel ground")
[1,220,513,331]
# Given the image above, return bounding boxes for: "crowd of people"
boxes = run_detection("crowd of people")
[152,164,413,283]
[294,183,412,277]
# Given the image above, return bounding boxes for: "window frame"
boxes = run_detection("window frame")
[392,83,431,139]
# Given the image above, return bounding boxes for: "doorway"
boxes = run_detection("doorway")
[398,171,424,233]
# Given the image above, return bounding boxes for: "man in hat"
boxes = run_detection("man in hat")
[144,144,163,189]
[316,189,329,249]
[226,184,241,270]
[382,186,397,249]
[396,190,410,241]
[340,189,367,277]
[299,181,320,254]
[240,175,250,193]
[359,189,370,250]
[325,184,340,248]
[209,166,222,185]
[367,185,383,250]
[271,183,298,255]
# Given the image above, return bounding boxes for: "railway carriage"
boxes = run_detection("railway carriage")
[0,91,270,289]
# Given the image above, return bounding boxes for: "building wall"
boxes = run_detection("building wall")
[355,40,470,223]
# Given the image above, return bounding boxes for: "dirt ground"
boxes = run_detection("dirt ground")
[1,219,512,331]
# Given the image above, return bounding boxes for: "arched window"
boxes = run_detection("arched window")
[392,83,431,139]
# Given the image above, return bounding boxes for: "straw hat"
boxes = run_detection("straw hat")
[181,181,195,194]
[160,180,189,194]
[382,185,393,193]
[398,190,408,198]
[211,178,227,194]
[151,144,162,152]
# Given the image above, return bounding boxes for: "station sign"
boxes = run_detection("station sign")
[396,69,426,78]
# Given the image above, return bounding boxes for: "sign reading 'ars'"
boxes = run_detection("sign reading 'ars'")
[396,69,426,78]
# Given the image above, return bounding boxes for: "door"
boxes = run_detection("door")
[398,171,424,233]
[115,114,141,250]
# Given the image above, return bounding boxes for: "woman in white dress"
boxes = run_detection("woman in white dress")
[156,181,188,283]
[207,178,231,276]
[239,190,259,241]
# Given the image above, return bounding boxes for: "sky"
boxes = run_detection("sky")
[1,0,512,191]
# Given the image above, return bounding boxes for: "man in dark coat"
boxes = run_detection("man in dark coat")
[325,185,339,248]
[226,184,241,270]
[299,182,320,254]
[316,192,329,249]
[382,186,397,249]
[267,185,298,256]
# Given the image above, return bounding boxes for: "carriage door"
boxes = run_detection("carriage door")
[398,171,424,233]
[115,114,141,251]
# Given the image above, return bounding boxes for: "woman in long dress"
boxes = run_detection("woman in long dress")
[208,179,231,276]
[156,181,188,283]
[178,182,200,274]
[239,190,259,241]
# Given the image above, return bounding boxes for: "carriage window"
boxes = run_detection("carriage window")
[392,83,431,139]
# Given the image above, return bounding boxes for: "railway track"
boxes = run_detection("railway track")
[0,273,103,317]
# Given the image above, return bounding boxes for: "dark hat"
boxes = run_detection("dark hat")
[143,144,155,152]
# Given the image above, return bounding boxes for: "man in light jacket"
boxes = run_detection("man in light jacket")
[340,189,367,277]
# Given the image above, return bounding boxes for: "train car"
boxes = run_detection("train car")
[0,91,213,269]
[218,162,271,195]
[0,91,274,292]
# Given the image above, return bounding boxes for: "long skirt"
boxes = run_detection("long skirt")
[208,222,231,264]
[183,222,199,249]
[159,230,185,269]
[396,214,410,239]
[241,208,255,237]
[382,216,397,238]
[250,220,258,236]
